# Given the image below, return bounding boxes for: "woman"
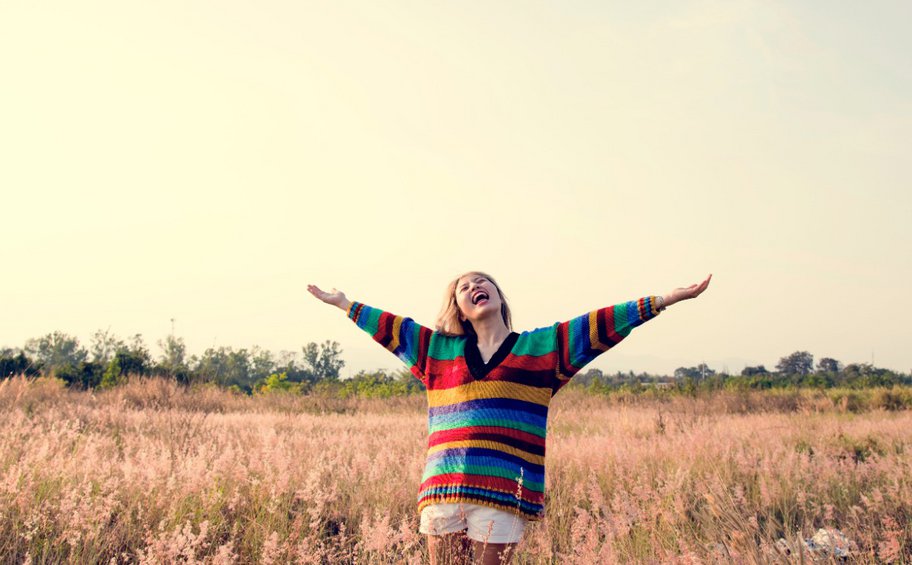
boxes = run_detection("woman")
[308,272,711,564]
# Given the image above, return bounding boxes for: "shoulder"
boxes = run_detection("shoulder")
[512,325,558,355]
[428,331,467,359]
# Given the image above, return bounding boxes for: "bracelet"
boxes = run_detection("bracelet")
[655,295,666,312]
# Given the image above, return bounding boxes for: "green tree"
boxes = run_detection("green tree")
[25,331,87,374]
[776,351,814,376]
[116,334,152,376]
[249,346,276,383]
[0,348,37,378]
[156,334,190,383]
[572,368,605,387]
[674,364,715,380]
[254,371,303,394]
[741,365,769,376]
[302,340,345,382]
[100,356,125,389]
[98,335,151,387]
[674,366,700,380]
[817,357,841,373]
[193,346,252,390]
[395,367,426,393]
[90,329,124,365]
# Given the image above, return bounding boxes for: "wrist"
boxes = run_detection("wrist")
[339,299,353,313]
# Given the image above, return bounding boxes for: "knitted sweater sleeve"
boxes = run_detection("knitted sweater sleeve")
[553,296,663,391]
[346,302,433,385]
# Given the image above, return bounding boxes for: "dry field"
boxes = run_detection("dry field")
[1,377,910,564]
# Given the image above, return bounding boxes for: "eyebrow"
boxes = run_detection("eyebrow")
[459,276,485,288]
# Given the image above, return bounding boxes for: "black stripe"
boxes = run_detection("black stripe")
[556,323,571,379]
[378,313,394,348]
[495,366,554,388]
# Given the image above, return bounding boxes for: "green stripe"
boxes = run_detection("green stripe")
[360,306,382,335]
[429,334,464,361]
[429,417,547,438]
[511,328,556,356]
[422,463,545,492]
[613,302,633,337]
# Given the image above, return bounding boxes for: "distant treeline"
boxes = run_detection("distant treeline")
[1,331,909,396]
[573,358,911,395]
[0,330,376,395]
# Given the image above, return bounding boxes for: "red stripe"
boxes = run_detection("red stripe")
[427,358,476,388]
[602,307,622,344]
[416,326,431,373]
[558,322,573,376]
[417,492,544,510]
[428,426,546,448]
[420,474,541,500]
[501,354,553,372]
[425,357,559,390]
[376,312,394,347]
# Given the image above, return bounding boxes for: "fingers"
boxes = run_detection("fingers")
[674,274,712,301]
[307,284,328,300]
[690,274,711,297]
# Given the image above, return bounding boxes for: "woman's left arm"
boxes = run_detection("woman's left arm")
[658,273,712,311]
[554,274,712,387]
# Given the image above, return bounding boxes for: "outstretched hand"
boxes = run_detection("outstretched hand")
[665,274,712,307]
[307,284,351,311]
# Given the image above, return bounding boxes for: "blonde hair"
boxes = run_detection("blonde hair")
[435,271,512,337]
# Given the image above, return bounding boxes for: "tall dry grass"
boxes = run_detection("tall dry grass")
[1,376,910,563]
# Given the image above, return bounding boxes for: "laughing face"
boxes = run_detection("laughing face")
[455,273,502,324]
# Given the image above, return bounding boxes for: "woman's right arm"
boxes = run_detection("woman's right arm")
[307,284,433,383]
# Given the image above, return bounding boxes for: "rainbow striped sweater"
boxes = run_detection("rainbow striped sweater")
[347,297,662,521]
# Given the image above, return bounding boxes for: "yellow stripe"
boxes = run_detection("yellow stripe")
[589,310,610,351]
[419,484,542,501]
[389,316,402,353]
[426,440,545,465]
[427,380,551,409]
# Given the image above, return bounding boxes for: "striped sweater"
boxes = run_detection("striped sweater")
[347,297,662,521]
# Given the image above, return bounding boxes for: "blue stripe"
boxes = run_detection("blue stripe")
[428,397,548,419]
[626,300,647,332]
[422,454,545,484]
[428,408,548,432]
[425,447,545,474]
[394,318,420,365]
[419,486,543,512]
[569,312,591,368]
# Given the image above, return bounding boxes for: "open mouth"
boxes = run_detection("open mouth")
[472,291,490,305]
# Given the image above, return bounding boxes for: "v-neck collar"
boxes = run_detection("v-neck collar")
[464,332,519,381]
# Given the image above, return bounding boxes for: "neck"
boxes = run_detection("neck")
[469,316,511,347]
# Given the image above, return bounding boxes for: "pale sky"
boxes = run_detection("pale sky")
[2,1,910,377]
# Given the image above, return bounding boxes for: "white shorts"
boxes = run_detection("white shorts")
[419,502,527,544]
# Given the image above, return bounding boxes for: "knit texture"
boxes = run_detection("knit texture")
[347,297,662,521]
